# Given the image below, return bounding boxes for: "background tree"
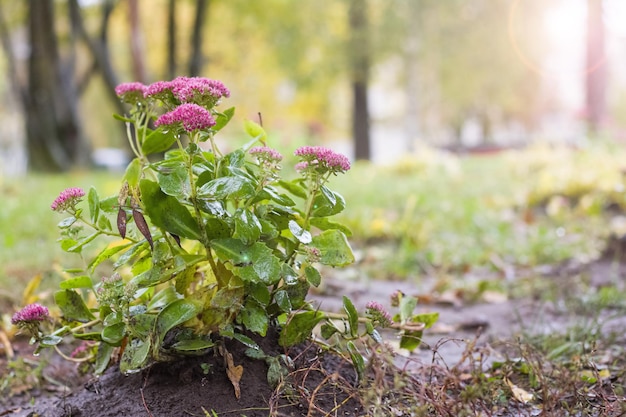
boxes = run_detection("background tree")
[585,0,606,134]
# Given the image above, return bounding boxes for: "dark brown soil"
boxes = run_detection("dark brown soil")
[1,330,363,417]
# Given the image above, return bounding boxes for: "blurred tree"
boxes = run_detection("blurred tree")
[128,0,147,83]
[349,0,371,160]
[585,0,606,134]
[24,0,88,171]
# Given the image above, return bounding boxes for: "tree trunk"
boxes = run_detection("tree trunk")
[585,0,606,134]
[189,0,209,76]
[128,0,146,83]
[167,0,176,79]
[349,0,371,161]
[26,0,88,171]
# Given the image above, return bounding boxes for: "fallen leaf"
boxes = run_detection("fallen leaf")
[219,345,243,399]
[505,377,534,404]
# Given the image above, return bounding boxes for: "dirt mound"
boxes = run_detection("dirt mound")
[4,330,362,417]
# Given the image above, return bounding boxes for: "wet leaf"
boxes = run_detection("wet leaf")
[141,129,177,155]
[54,289,95,322]
[304,266,321,287]
[240,298,269,336]
[279,311,325,347]
[154,298,202,347]
[311,229,355,267]
[140,179,202,241]
[120,338,151,374]
[288,220,312,244]
[171,338,214,352]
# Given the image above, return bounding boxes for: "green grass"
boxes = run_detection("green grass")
[0,172,119,301]
[1,142,624,300]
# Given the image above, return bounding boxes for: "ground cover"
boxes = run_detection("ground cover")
[2,143,626,415]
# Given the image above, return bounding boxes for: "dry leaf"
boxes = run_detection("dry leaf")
[505,377,534,404]
[219,345,244,399]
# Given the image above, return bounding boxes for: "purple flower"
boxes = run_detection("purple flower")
[365,301,393,327]
[115,82,146,104]
[154,103,216,132]
[11,303,49,325]
[294,146,350,173]
[145,77,230,108]
[174,76,230,106]
[51,187,85,212]
[249,146,283,162]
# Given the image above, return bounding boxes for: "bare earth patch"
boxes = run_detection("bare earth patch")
[2,254,626,416]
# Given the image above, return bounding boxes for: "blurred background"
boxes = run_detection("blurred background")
[0,0,624,173]
[3,0,626,301]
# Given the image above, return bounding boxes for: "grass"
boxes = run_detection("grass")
[1,142,625,299]
[2,142,626,414]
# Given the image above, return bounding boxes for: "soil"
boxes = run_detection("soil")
[2,245,626,416]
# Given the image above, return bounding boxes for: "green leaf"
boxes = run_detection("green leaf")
[304,266,321,287]
[320,323,339,339]
[277,180,307,199]
[94,342,114,375]
[58,216,77,228]
[140,179,202,240]
[243,119,267,143]
[198,176,255,200]
[59,275,93,290]
[274,290,292,313]
[279,311,325,347]
[88,242,133,272]
[213,107,235,132]
[54,289,95,322]
[120,338,151,374]
[343,296,359,338]
[88,187,100,222]
[288,220,312,244]
[147,287,181,312]
[123,157,142,188]
[347,341,365,381]
[158,165,191,200]
[233,332,260,350]
[240,298,269,336]
[205,218,231,240]
[73,332,102,341]
[399,330,423,352]
[101,322,126,345]
[399,296,417,324]
[312,186,346,217]
[248,282,271,306]
[154,298,202,346]
[141,128,177,155]
[311,230,354,267]
[233,209,262,245]
[171,338,214,352]
[309,217,352,237]
[211,239,282,284]
[413,312,439,329]
[39,335,63,347]
[100,195,119,213]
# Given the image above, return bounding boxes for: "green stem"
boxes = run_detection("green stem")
[185,132,220,281]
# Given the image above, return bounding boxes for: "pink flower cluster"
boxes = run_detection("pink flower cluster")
[294,146,351,173]
[365,301,393,327]
[51,187,85,212]
[144,76,230,106]
[154,103,216,133]
[249,146,283,162]
[11,303,49,325]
